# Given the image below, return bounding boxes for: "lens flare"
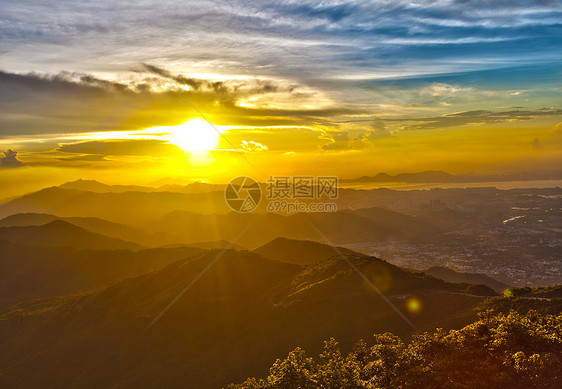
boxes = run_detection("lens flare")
[405,295,423,314]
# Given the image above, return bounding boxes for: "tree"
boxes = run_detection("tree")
[230,310,562,389]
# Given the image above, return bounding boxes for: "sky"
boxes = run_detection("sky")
[1,0,561,197]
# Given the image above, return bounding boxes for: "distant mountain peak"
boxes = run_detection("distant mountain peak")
[342,170,454,183]
[67,178,101,183]
[59,179,108,190]
[254,237,358,265]
[42,219,79,228]
[0,218,143,251]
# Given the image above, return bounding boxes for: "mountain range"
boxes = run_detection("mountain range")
[0,242,496,388]
[145,208,437,249]
[0,220,143,251]
[339,170,562,183]
[59,179,224,194]
[0,185,438,248]
[0,186,231,223]
[0,239,202,310]
[0,179,559,387]
[0,213,178,247]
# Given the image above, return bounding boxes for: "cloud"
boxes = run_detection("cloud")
[0,69,351,138]
[1,0,560,88]
[220,126,329,152]
[0,149,23,168]
[393,108,562,131]
[240,140,268,152]
[318,117,400,151]
[55,154,108,162]
[141,64,281,95]
[421,83,474,97]
[56,139,183,156]
[320,131,351,151]
[368,119,393,140]
[320,130,375,151]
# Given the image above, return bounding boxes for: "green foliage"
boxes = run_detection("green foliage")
[509,285,562,299]
[230,310,562,389]
[479,295,562,315]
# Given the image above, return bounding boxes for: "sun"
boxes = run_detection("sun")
[167,118,220,152]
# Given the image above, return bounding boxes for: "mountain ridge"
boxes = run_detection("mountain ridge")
[0,212,180,247]
[0,239,203,310]
[424,266,510,293]
[254,237,358,265]
[0,220,144,251]
[0,247,497,388]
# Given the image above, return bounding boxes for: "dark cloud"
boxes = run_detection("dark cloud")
[321,131,374,151]
[322,132,351,150]
[142,64,281,95]
[0,69,354,137]
[55,154,108,162]
[141,64,211,92]
[56,139,182,156]
[0,149,23,168]
[390,108,562,131]
[368,119,393,140]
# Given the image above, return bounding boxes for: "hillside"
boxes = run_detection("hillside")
[0,188,441,245]
[0,213,179,247]
[0,220,143,251]
[343,206,434,234]
[59,179,156,193]
[147,209,430,249]
[0,187,230,223]
[0,240,203,310]
[253,237,357,265]
[183,239,246,250]
[59,179,224,194]
[0,248,496,388]
[231,309,562,388]
[424,266,509,293]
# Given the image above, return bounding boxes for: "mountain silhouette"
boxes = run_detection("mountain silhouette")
[59,179,156,193]
[0,187,230,223]
[341,170,455,183]
[0,220,143,251]
[183,239,246,250]
[0,213,179,247]
[342,206,437,236]
[254,237,357,265]
[59,179,224,194]
[147,209,427,249]
[0,240,203,310]
[424,266,510,293]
